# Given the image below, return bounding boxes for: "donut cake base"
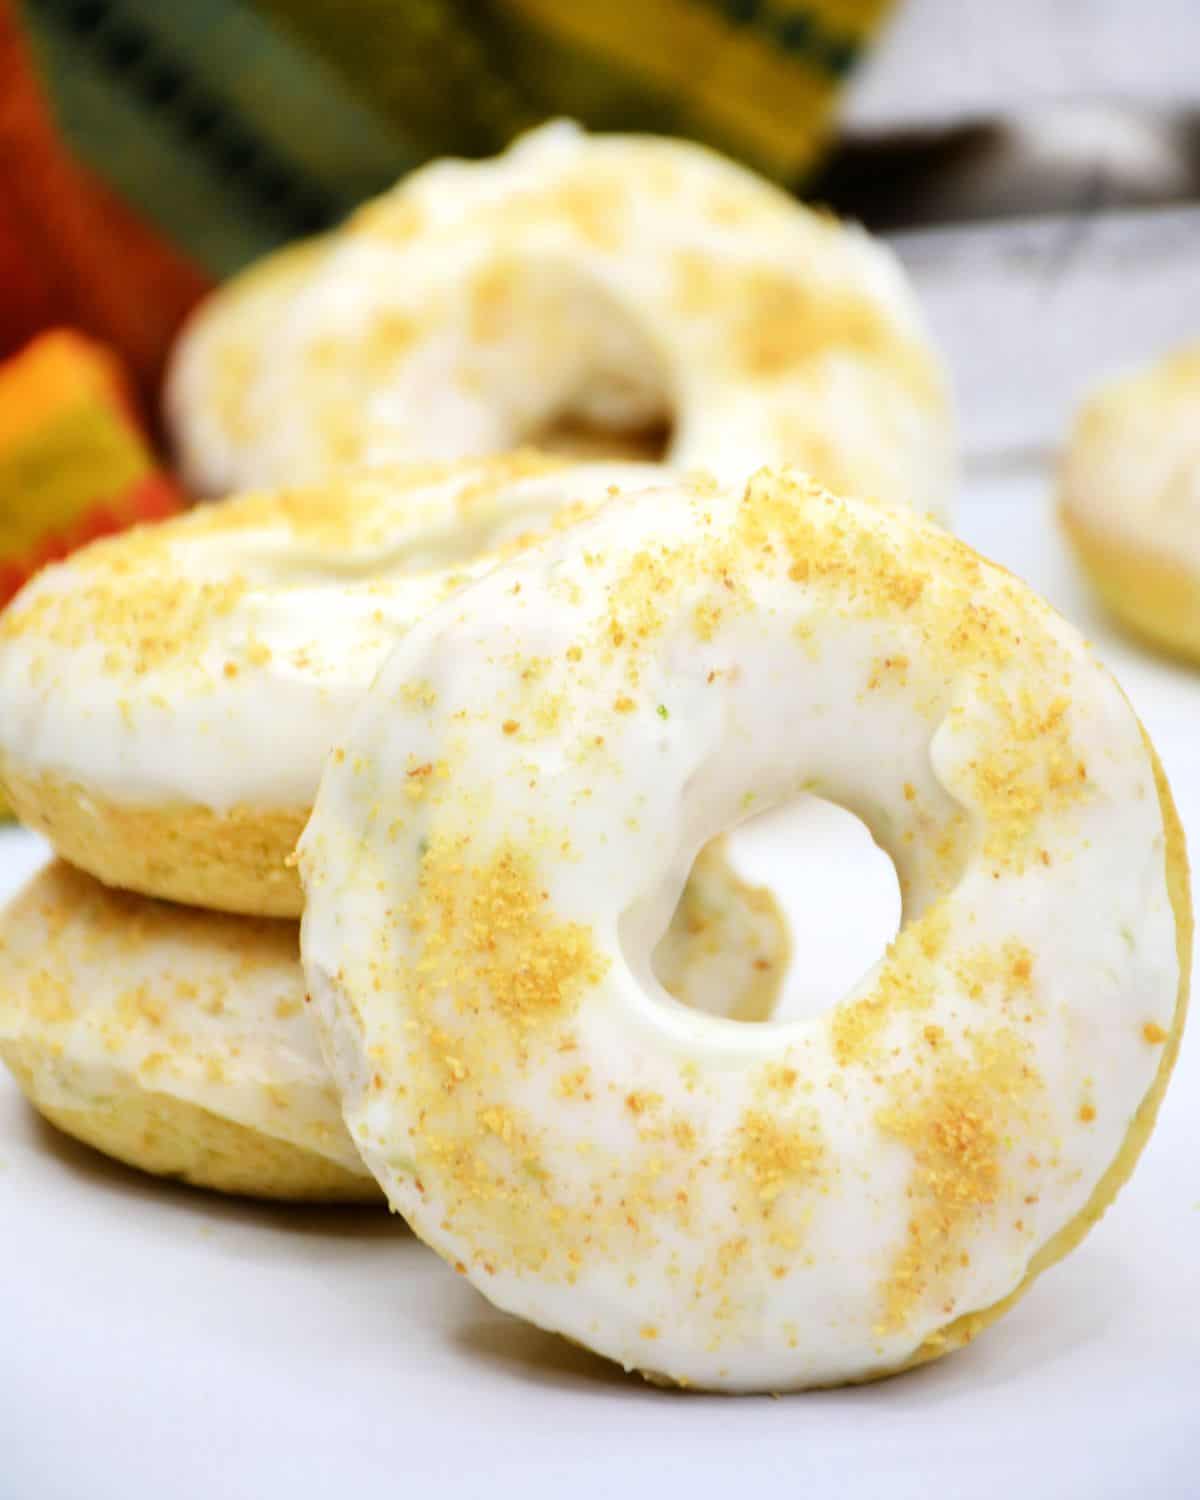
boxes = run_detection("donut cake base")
[4,1045,378,1203]
[0,764,308,918]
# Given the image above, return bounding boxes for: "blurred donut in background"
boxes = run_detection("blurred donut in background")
[1060,344,1200,662]
[167,122,954,519]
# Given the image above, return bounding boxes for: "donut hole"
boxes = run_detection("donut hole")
[533,414,673,465]
[466,257,677,466]
[650,797,902,1025]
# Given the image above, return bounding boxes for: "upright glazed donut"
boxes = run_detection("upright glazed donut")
[0,862,377,1201]
[301,468,1189,1391]
[0,454,658,916]
[168,122,953,520]
[1060,343,1200,661]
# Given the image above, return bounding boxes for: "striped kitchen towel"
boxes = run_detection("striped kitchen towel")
[10,0,891,336]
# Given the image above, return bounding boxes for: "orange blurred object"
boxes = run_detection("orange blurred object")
[0,1,210,404]
[0,330,185,610]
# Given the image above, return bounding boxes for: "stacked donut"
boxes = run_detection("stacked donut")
[0,456,656,1198]
[0,125,1190,1393]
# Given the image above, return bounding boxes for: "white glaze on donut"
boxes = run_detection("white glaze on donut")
[0,455,660,813]
[300,468,1181,1390]
[168,122,953,520]
[163,236,330,500]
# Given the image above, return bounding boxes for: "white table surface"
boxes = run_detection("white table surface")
[2,465,1198,1500]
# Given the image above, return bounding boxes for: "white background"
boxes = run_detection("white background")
[1,465,1198,1499]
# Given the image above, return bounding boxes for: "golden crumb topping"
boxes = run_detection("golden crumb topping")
[2,573,250,674]
[831,903,950,1066]
[967,689,1091,870]
[0,453,578,675]
[672,255,939,399]
[0,864,302,1070]
[875,1028,1044,1335]
[730,1109,823,1211]
[407,835,607,1037]
[499,175,629,250]
[349,194,425,245]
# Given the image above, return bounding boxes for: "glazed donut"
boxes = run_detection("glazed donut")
[0,454,661,916]
[1060,344,1200,661]
[160,236,329,500]
[168,121,953,520]
[300,467,1190,1392]
[0,861,377,1201]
